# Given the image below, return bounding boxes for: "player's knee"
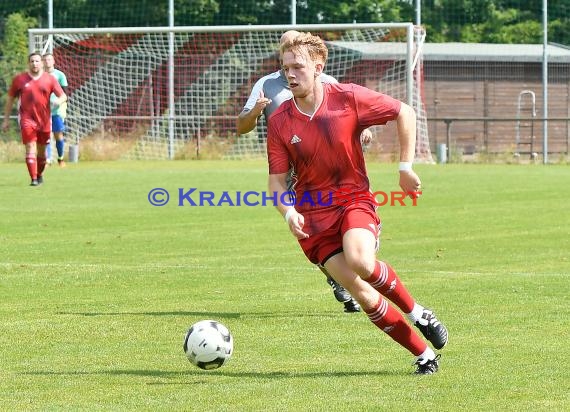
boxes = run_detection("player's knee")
[344,252,375,278]
[351,286,381,312]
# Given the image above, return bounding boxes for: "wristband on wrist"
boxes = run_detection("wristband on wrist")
[284,208,296,223]
[399,161,413,172]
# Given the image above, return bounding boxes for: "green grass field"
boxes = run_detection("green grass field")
[0,160,568,411]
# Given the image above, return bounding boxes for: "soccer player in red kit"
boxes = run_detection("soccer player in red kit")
[267,32,448,374]
[2,52,67,186]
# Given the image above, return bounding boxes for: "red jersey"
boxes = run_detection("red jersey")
[8,72,64,133]
[267,82,401,213]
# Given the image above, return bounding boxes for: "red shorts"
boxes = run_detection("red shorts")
[298,202,381,265]
[21,127,50,145]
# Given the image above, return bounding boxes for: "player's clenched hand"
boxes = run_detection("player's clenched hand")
[285,209,309,239]
[399,169,422,199]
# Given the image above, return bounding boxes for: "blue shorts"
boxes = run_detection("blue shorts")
[51,115,66,133]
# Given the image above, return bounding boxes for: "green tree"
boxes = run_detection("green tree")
[0,0,45,23]
[1,12,37,86]
[210,0,261,25]
[0,12,37,140]
[550,19,570,46]
[458,6,538,43]
[1,0,568,46]
[422,0,559,44]
[296,0,412,24]
[176,0,220,25]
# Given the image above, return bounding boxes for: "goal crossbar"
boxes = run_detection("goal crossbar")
[29,23,431,162]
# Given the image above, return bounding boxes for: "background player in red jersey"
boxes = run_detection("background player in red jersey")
[2,52,67,186]
[266,32,448,374]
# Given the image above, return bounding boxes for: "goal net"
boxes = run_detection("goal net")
[29,24,432,162]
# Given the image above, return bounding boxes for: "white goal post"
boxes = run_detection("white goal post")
[29,23,432,162]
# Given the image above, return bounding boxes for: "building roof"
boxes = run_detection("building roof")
[329,41,570,63]
[423,42,570,63]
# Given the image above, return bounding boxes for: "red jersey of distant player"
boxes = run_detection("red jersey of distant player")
[8,72,64,134]
[267,82,401,212]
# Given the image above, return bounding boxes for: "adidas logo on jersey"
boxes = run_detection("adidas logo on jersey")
[290,135,302,144]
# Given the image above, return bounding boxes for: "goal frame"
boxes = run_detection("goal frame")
[29,23,426,160]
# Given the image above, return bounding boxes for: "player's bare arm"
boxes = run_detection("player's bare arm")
[52,93,68,109]
[396,103,422,197]
[2,95,15,132]
[237,91,272,134]
[268,173,309,240]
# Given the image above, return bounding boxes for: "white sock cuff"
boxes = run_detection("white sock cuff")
[407,303,424,323]
[417,347,436,364]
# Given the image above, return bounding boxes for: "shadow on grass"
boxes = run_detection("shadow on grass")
[55,310,352,319]
[21,368,403,380]
[56,311,242,318]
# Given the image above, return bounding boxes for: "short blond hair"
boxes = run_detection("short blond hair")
[279,30,301,46]
[280,32,328,65]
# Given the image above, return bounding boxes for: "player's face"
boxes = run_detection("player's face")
[43,55,55,70]
[28,55,43,74]
[282,50,317,99]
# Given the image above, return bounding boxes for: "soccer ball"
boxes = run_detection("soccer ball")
[183,320,233,370]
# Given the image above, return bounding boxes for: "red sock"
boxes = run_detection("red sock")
[365,296,427,356]
[365,261,415,313]
[25,154,37,180]
[37,154,46,176]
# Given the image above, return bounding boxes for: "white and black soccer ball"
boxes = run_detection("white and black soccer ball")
[183,320,233,370]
